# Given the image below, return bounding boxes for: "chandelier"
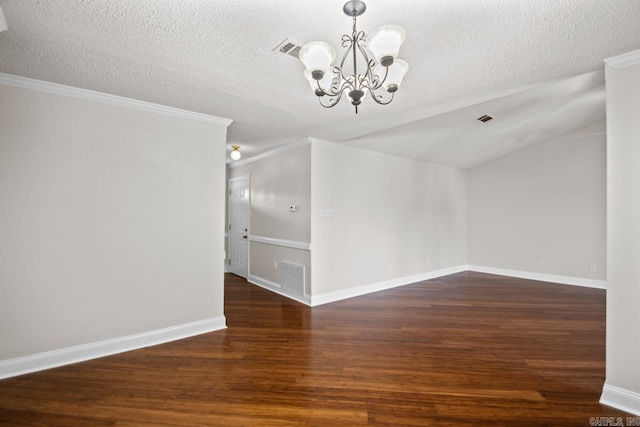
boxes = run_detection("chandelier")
[299,1,408,114]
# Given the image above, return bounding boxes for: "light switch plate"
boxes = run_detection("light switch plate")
[319,209,333,218]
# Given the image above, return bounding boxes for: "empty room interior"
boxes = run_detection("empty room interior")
[1,0,640,425]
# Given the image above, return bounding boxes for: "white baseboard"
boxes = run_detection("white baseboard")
[311,265,467,307]
[466,265,606,289]
[0,316,227,379]
[248,274,311,306]
[601,383,640,415]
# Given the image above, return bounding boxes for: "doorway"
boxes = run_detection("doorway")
[228,175,250,278]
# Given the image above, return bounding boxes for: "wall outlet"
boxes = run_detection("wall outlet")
[538,258,544,267]
[387,264,392,272]
[426,258,430,266]
[273,261,278,270]
[590,263,597,272]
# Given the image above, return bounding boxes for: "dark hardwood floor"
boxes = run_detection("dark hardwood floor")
[0,272,629,426]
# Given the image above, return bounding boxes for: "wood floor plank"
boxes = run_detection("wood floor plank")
[0,272,631,425]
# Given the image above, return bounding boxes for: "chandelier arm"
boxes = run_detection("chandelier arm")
[324,82,353,102]
[331,65,357,93]
[315,73,352,103]
[336,34,358,93]
[339,80,355,93]
[317,66,357,97]
[354,42,381,88]
[338,38,354,72]
[354,30,367,62]
[341,34,352,49]
[360,63,388,92]
[368,61,389,90]
[316,70,338,96]
[351,38,358,88]
[364,86,395,105]
[357,73,369,90]
[318,92,344,108]
[314,79,327,96]
[348,15,363,90]
[354,37,390,91]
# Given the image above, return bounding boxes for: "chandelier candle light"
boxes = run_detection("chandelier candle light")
[299,1,408,113]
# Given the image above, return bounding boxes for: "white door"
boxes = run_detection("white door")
[228,176,250,278]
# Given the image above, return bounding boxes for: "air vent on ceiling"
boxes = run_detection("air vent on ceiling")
[273,38,302,59]
[476,114,494,123]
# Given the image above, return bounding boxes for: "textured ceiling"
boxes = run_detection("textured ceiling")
[0,0,639,166]
[345,71,606,169]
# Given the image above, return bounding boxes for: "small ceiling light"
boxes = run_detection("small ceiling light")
[299,1,408,114]
[0,6,8,33]
[230,146,242,161]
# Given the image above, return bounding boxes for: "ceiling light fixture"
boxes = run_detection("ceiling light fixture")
[230,145,242,161]
[299,1,408,114]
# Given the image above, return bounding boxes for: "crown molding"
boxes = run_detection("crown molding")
[227,138,311,168]
[0,73,233,127]
[605,49,640,70]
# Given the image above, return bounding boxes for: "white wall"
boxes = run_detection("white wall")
[228,143,311,242]
[601,52,640,415]
[310,139,467,304]
[227,142,311,301]
[0,80,229,369]
[467,122,606,285]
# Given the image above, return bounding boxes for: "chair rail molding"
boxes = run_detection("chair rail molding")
[249,235,311,251]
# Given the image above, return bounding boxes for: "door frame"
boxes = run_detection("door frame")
[227,175,251,278]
